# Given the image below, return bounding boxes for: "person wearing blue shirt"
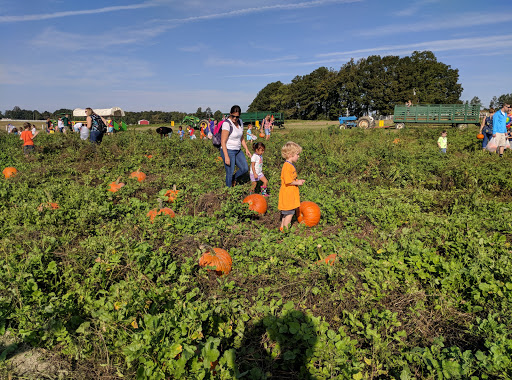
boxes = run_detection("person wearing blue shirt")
[493,103,511,157]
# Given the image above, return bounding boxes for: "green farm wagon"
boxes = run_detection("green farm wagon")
[393,104,481,130]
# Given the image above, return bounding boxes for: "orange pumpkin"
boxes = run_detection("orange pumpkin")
[297,201,321,227]
[147,207,175,223]
[3,167,17,179]
[37,202,59,211]
[393,138,400,144]
[259,132,265,138]
[243,194,267,214]
[477,133,484,140]
[199,248,232,276]
[164,184,179,202]
[108,177,125,193]
[145,154,153,159]
[316,253,337,266]
[130,170,146,182]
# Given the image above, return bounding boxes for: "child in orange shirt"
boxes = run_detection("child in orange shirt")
[20,122,38,156]
[278,141,305,230]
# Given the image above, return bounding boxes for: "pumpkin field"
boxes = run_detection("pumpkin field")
[1,124,512,379]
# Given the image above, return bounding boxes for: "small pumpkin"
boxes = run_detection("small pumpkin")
[3,167,17,179]
[199,247,232,276]
[108,177,125,193]
[130,169,146,182]
[145,154,153,159]
[259,132,265,138]
[393,138,400,144]
[297,201,321,227]
[316,253,337,266]
[243,194,267,214]
[164,184,180,202]
[216,156,223,163]
[147,207,175,223]
[37,202,59,211]
[477,133,484,140]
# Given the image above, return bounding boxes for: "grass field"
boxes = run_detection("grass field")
[1,123,511,379]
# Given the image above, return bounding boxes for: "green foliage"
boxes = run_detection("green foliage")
[248,51,463,119]
[1,126,512,378]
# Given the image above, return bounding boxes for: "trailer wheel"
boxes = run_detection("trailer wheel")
[457,123,467,130]
[339,124,346,130]
[357,116,374,129]
[395,123,405,129]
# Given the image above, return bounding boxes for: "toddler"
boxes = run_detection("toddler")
[437,130,447,154]
[278,141,305,230]
[250,142,268,196]
[20,122,38,156]
[178,126,184,141]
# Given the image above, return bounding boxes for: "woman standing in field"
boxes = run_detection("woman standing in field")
[480,108,494,150]
[220,105,251,187]
[85,107,108,144]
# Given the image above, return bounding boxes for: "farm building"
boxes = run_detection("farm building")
[138,120,150,125]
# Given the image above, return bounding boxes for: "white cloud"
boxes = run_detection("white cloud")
[308,34,512,66]
[394,0,441,17]
[0,2,158,23]
[361,12,512,36]
[206,55,298,67]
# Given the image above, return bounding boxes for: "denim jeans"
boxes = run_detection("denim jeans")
[90,130,103,144]
[482,132,493,149]
[220,149,248,187]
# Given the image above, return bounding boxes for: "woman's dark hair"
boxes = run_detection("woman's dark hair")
[230,105,241,114]
[253,142,265,151]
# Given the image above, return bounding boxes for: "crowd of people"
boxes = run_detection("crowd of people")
[478,103,512,156]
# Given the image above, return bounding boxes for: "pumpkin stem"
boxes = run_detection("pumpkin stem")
[316,244,325,261]
[115,176,121,184]
[172,184,176,191]
[44,190,53,203]
[157,198,163,209]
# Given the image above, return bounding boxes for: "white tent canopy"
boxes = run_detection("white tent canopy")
[73,107,125,118]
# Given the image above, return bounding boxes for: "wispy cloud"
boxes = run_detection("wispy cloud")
[394,0,441,17]
[0,2,158,23]
[361,12,512,36]
[305,34,512,65]
[224,73,292,78]
[206,55,298,67]
[154,0,362,25]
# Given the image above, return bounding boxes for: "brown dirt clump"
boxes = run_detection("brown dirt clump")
[195,192,228,216]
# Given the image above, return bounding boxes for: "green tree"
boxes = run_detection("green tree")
[498,93,512,106]
[213,110,223,121]
[248,81,284,112]
[470,96,481,105]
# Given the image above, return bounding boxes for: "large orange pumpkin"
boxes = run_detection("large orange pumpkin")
[259,132,265,138]
[3,167,17,179]
[108,177,125,193]
[147,207,175,223]
[130,170,146,182]
[477,133,484,140]
[243,194,267,214]
[297,201,321,227]
[199,248,232,276]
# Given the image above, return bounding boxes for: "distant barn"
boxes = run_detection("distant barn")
[138,120,150,125]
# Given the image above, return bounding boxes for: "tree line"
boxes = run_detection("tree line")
[0,107,224,125]
[248,51,509,120]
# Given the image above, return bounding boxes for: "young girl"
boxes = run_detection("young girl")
[20,122,38,156]
[250,142,269,196]
[246,123,255,141]
[178,126,184,141]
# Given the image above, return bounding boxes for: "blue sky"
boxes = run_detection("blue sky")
[1,0,511,114]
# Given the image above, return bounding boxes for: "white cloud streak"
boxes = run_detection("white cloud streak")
[308,34,512,66]
[0,2,158,23]
[394,0,441,17]
[361,12,512,36]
